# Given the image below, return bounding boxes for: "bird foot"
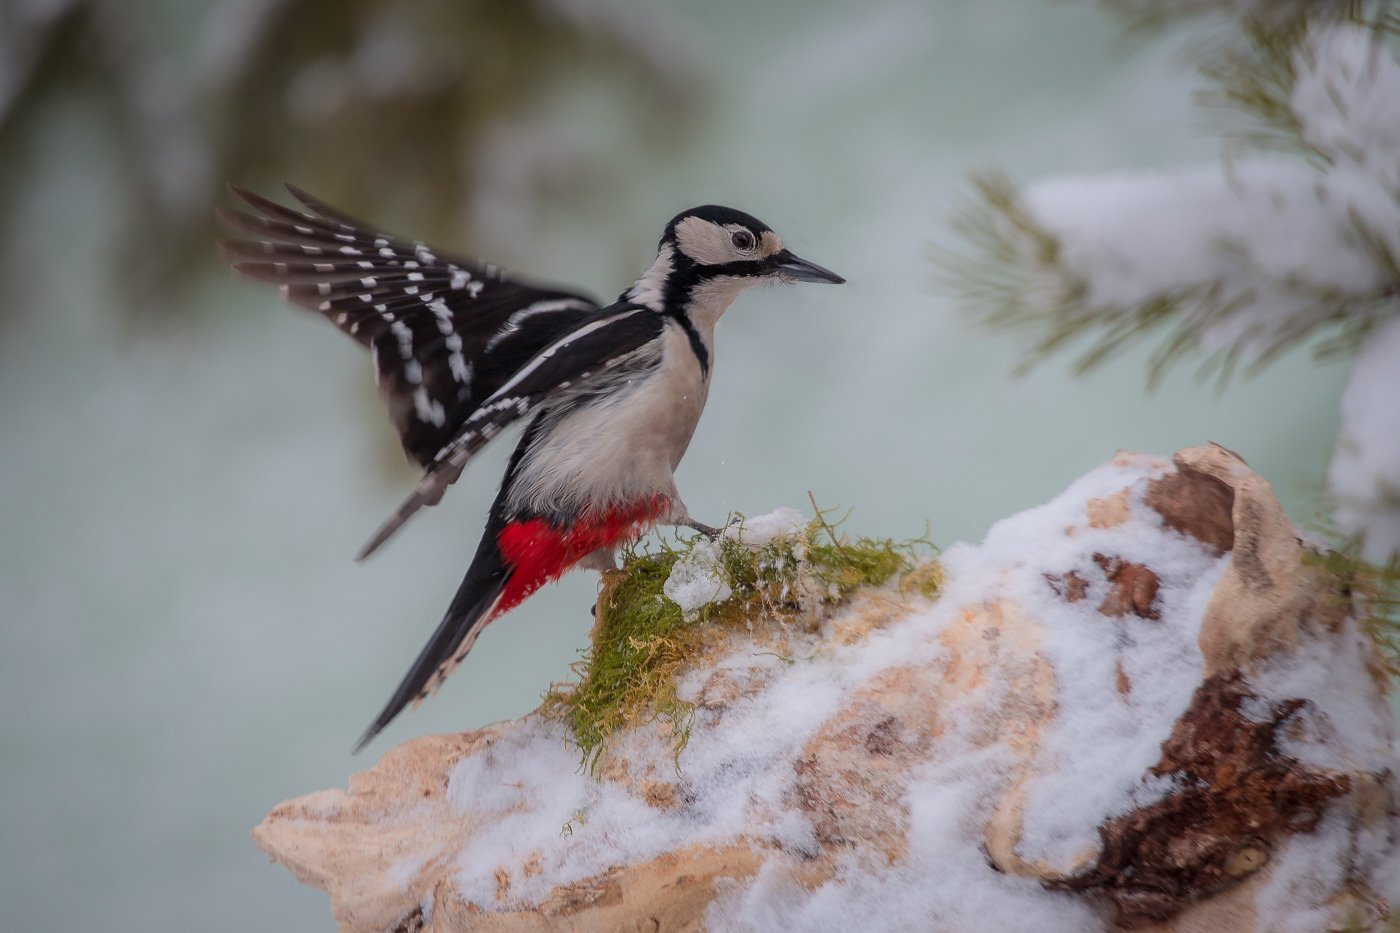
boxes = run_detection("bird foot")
[683,519,723,539]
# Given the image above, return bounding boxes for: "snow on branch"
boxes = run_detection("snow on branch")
[938,8,1400,558]
[938,20,1400,387]
[940,158,1398,385]
[1292,23,1400,183]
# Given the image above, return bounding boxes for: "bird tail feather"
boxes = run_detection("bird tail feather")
[352,497,669,752]
[352,536,510,753]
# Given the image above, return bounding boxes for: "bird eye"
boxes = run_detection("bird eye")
[731,230,755,251]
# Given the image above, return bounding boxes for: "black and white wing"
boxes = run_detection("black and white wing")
[354,306,665,559]
[220,185,601,471]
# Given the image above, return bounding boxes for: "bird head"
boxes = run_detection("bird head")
[665,205,845,285]
[628,205,844,316]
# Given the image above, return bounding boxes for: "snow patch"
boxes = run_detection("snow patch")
[662,507,810,619]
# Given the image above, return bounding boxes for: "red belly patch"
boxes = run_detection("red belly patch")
[494,495,669,616]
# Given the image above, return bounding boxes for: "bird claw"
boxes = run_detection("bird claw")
[683,519,723,540]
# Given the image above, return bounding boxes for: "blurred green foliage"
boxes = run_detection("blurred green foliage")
[0,0,693,316]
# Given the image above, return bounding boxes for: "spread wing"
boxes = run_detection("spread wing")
[220,184,602,470]
[353,306,665,560]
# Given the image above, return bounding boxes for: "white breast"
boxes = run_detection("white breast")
[505,321,712,518]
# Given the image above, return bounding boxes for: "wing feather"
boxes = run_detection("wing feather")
[221,185,603,469]
[355,308,664,559]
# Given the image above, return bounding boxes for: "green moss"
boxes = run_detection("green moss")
[540,543,700,775]
[810,534,915,594]
[1303,541,1400,680]
[1339,898,1400,933]
[542,509,940,772]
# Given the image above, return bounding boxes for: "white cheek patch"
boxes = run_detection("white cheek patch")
[675,217,743,265]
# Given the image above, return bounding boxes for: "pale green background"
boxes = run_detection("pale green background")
[0,2,1346,930]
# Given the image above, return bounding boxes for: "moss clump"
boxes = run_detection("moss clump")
[543,509,939,772]
[810,533,919,595]
[540,543,699,774]
[1303,541,1400,680]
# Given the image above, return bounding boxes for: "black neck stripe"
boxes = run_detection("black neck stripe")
[668,310,710,376]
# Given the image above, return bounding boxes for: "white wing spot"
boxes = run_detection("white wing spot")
[447,335,469,383]
[413,387,445,426]
[391,320,414,361]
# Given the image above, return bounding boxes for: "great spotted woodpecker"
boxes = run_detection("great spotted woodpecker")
[221,186,843,750]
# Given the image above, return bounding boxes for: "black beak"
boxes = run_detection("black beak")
[771,250,845,285]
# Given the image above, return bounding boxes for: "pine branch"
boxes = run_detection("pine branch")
[1099,0,1381,36]
[1196,18,1318,158]
[937,171,1207,386]
[1103,2,1396,158]
[933,168,1400,387]
[1099,0,1351,36]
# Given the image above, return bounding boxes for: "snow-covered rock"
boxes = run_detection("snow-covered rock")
[254,444,1399,932]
